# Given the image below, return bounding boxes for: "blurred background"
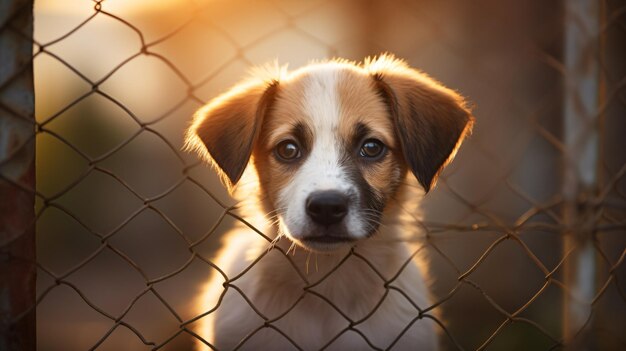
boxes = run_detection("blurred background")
[21,0,626,349]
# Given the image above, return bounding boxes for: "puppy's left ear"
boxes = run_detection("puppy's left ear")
[185,80,278,192]
[370,59,474,192]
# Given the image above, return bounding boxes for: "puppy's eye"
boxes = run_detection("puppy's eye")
[359,139,385,159]
[275,140,301,161]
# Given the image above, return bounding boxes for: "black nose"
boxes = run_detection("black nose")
[306,191,349,225]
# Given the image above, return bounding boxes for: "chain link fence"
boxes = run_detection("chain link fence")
[1,0,625,349]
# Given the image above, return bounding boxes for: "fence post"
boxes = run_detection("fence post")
[0,0,36,350]
[561,0,601,346]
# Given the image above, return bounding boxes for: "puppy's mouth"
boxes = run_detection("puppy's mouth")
[295,233,358,252]
[280,217,382,252]
[303,235,356,244]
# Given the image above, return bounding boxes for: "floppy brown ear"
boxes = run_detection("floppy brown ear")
[369,57,474,192]
[185,80,278,191]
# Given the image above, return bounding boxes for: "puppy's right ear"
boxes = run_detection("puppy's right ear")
[185,80,278,192]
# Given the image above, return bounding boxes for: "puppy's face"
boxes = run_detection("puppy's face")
[254,68,405,251]
[186,55,474,252]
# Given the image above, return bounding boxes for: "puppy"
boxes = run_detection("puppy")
[185,54,473,350]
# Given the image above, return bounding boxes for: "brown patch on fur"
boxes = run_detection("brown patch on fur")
[261,77,310,148]
[336,69,396,149]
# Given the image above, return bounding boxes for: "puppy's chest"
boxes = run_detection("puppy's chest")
[249,258,412,345]
[255,281,415,351]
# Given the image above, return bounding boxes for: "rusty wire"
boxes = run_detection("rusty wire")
[1,0,625,350]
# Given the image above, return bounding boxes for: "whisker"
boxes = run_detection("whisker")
[286,241,297,256]
[305,251,312,274]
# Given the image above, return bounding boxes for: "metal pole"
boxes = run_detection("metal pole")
[561,0,601,346]
[0,0,36,350]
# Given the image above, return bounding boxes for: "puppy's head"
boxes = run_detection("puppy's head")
[186,55,474,252]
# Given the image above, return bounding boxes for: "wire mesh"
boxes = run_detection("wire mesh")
[1,0,625,349]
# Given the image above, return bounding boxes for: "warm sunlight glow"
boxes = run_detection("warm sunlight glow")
[36,0,195,15]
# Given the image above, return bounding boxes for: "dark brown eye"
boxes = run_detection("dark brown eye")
[359,139,385,159]
[275,140,301,161]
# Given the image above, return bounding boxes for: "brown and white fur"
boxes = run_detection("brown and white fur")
[185,54,474,350]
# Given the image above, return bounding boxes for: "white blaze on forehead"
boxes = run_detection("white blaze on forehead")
[302,67,341,134]
[299,67,344,190]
